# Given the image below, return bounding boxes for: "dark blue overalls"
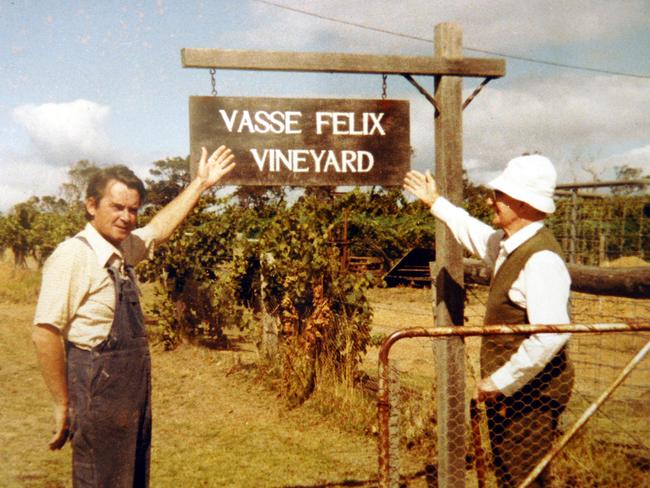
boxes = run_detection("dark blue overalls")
[67,254,152,488]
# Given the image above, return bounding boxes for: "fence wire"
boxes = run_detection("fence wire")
[549,193,648,266]
[371,284,650,488]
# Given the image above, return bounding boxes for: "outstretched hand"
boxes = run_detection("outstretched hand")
[197,146,236,190]
[403,170,439,207]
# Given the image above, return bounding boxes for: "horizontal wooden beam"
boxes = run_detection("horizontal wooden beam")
[181,48,505,78]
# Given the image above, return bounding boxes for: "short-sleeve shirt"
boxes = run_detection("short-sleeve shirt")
[33,222,156,350]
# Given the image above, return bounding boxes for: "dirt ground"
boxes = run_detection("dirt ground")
[1,302,378,487]
[2,259,649,486]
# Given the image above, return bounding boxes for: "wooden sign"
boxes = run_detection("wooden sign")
[189,96,410,186]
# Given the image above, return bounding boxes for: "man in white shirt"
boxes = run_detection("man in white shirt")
[32,146,235,487]
[404,154,574,488]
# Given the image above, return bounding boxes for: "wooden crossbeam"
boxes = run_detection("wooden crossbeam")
[182,48,505,78]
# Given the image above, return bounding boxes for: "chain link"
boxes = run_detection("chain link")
[209,68,218,96]
[381,74,388,99]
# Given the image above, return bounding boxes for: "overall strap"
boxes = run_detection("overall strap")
[75,235,92,248]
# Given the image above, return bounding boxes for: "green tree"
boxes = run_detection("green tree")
[5,197,40,267]
[0,196,85,267]
[0,160,97,267]
[145,156,191,206]
[258,194,372,405]
[139,187,372,405]
[61,160,101,204]
[462,172,492,223]
[613,164,648,195]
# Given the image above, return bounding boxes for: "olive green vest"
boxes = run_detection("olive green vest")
[481,227,573,402]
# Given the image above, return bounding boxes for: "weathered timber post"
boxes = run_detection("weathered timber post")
[638,203,645,258]
[570,190,578,264]
[259,252,279,359]
[433,23,466,488]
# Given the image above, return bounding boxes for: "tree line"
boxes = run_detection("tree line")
[1,156,646,405]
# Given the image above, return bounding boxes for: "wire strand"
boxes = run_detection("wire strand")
[253,0,650,80]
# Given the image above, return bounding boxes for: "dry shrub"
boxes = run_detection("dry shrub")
[276,275,372,405]
[305,360,377,434]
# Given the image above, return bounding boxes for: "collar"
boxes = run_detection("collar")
[500,221,545,255]
[81,223,124,268]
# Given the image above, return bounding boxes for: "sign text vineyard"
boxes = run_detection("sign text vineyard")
[189,96,410,186]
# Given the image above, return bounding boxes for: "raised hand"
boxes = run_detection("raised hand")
[198,146,236,190]
[403,169,439,207]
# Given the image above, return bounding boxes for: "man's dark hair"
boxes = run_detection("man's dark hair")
[85,165,146,220]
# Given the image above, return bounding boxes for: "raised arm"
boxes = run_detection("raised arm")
[147,146,235,245]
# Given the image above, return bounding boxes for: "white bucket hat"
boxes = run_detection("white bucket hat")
[487,154,557,214]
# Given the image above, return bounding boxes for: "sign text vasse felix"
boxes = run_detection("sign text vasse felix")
[189,96,410,186]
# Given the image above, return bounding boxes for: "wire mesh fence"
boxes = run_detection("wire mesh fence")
[549,192,648,266]
[372,285,650,488]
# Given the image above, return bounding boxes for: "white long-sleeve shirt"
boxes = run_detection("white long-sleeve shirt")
[431,197,572,395]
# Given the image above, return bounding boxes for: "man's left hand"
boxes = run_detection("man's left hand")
[48,403,70,450]
[198,146,236,190]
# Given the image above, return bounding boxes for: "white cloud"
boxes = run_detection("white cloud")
[462,74,650,183]
[0,153,68,212]
[458,0,648,50]
[232,1,650,189]
[1,99,151,212]
[0,144,165,213]
[3,0,648,213]
[13,99,116,166]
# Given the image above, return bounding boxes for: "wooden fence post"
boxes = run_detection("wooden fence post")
[433,22,466,488]
[259,252,278,359]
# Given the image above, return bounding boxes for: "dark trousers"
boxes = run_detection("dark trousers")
[68,346,152,487]
[68,262,152,487]
[487,400,556,487]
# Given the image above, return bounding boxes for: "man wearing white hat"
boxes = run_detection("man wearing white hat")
[404,154,574,487]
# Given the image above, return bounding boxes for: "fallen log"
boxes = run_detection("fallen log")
[463,259,650,299]
[566,263,650,299]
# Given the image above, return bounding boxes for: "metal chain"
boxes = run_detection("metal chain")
[381,74,388,99]
[209,68,218,96]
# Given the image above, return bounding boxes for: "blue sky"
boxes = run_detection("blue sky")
[1,0,649,211]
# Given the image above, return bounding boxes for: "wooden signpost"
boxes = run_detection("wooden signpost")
[189,96,410,186]
[183,23,505,488]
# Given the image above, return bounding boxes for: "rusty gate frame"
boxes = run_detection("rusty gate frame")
[377,323,650,488]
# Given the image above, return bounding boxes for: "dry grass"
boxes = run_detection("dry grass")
[0,252,378,487]
[0,302,69,488]
[1,311,379,487]
[3,250,649,487]
[363,284,650,487]
[149,344,378,487]
[0,254,41,303]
